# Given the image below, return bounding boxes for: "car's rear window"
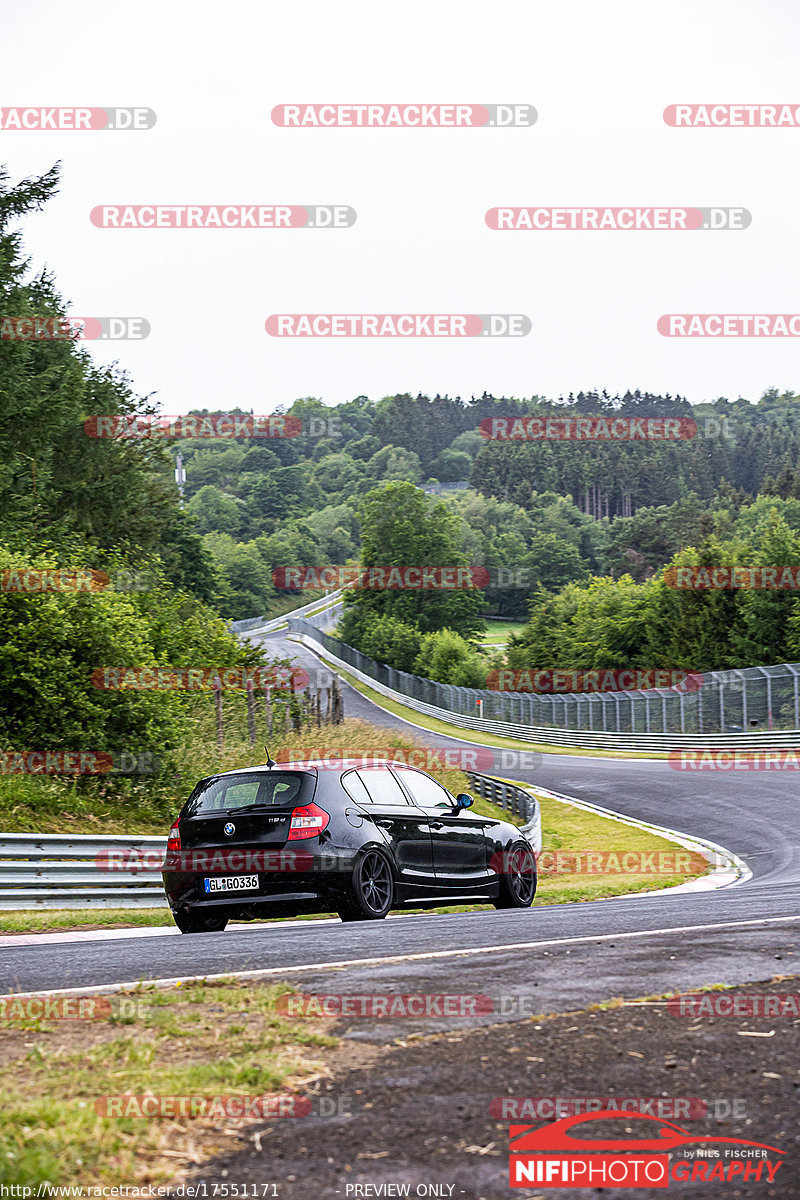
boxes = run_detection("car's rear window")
[183,771,313,816]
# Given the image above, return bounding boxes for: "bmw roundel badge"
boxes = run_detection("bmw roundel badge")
[223,822,235,837]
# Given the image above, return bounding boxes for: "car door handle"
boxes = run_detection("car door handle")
[429,820,444,830]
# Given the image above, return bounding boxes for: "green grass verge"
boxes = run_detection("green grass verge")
[532,792,706,901]
[253,590,327,623]
[0,909,174,934]
[478,618,526,645]
[0,979,333,1187]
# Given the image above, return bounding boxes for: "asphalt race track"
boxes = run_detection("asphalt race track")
[2,633,799,1013]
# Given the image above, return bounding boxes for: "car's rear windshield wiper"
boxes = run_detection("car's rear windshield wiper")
[220,803,293,814]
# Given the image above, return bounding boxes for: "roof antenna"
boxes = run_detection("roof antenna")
[264,747,276,769]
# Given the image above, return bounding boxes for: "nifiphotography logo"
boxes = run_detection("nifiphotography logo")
[509,1111,784,1188]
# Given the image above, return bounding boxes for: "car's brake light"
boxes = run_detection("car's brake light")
[167,822,181,852]
[287,803,329,840]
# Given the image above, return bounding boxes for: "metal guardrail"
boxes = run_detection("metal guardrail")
[466,771,542,856]
[0,834,168,909]
[0,773,540,908]
[291,626,800,750]
[231,590,343,638]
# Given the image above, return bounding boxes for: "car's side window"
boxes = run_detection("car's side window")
[341,770,371,806]
[356,766,411,805]
[392,767,453,811]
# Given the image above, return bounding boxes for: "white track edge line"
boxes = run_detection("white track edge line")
[2,913,799,1002]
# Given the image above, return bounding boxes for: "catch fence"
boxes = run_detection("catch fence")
[288,615,800,747]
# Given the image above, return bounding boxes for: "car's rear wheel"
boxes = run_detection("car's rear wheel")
[493,842,537,909]
[172,908,229,934]
[337,849,394,921]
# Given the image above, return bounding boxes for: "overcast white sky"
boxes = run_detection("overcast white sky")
[3,0,799,413]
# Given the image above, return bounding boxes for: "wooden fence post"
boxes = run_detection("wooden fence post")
[246,678,257,746]
[264,684,273,739]
[213,676,224,752]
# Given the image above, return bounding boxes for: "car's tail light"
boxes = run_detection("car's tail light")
[288,803,329,840]
[167,822,181,852]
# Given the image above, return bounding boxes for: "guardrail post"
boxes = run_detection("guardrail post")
[787,665,800,727]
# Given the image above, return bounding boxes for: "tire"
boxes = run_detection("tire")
[337,849,394,921]
[493,842,537,909]
[173,908,229,934]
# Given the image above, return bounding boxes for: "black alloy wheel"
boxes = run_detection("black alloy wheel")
[338,849,394,921]
[493,842,537,909]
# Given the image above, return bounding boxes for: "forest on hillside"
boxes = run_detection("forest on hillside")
[5,162,800,712]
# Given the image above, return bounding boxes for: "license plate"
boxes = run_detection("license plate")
[203,874,259,893]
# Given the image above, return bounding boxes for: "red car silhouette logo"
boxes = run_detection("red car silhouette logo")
[510,1110,784,1155]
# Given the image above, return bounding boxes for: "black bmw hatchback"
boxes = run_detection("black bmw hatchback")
[162,760,537,932]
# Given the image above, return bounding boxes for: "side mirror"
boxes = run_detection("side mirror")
[455,793,474,810]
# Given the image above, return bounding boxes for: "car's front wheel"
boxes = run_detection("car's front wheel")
[337,849,394,921]
[493,842,537,909]
[172,908,229,934]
